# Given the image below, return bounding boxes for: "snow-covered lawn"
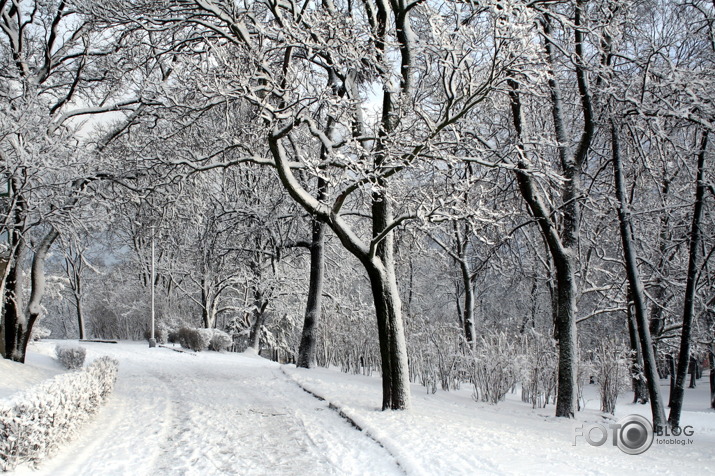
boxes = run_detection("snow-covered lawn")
[3,340,714,475]
[284,366,715,475]
[0,349,64,400]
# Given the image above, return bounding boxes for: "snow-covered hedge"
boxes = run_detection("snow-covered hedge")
[0,356,119,471]
[177,327,231,352]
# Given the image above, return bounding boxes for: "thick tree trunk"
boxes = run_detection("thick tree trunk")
[3,228,59,362]
[553,257,579,417]
[365,178,411,410]
[611,122,668,430]
[297,211,325,368]
[669,132,708,428]
[459,259,476,346]
[3,246,26,362]
[365,258,411,410]
[200,279,218,329]
[248,291,268,351]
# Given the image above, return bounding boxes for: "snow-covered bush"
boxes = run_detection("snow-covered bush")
[0,356,119,471]
[471,331,519,404]
[30,326,51,342]
[177,327,213,352]
[55,345,87,370]
[408,320,466,393]
[517,331,558,408]
[208,329,232,352]
[592,341,631,414]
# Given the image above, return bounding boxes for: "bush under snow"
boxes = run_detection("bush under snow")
[55,345,87,370]
[178,327,231,352]
[208,329,232,352]
[0,356,119,471]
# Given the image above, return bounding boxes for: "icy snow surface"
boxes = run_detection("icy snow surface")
[4,340,715,475]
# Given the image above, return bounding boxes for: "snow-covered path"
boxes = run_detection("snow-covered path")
[19,341,401,476]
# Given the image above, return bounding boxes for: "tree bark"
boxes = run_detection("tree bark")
[611,121,668,431]
[710,347,715,410]
[3,228,59,362]
[248,290,268,351]
[296,206,326,368]
[459,258,476,345]
[3,245,26,361]
[626,288,649,404]
[73,265,86,340]
[365,255,411,410]
[669,131,708,428]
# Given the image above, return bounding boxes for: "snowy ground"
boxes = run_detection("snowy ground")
[3,340,714,475]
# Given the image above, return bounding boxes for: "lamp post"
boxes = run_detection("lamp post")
[149,225,156,348]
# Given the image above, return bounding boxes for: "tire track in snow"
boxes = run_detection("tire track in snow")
[280,367,414,475]
[149,362,402,475]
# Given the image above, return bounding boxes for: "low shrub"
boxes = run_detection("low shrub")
[177,327,210,352]
[177,327,231,352]
[208,329,232,352]
[518,331,558,408]
[30,326,51,342]
[471,331,519,404]
[0,356,119,471]
[593,340,631,414]
[55,345,87,370]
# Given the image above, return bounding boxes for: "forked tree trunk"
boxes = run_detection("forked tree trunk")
[3,228,59,362]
